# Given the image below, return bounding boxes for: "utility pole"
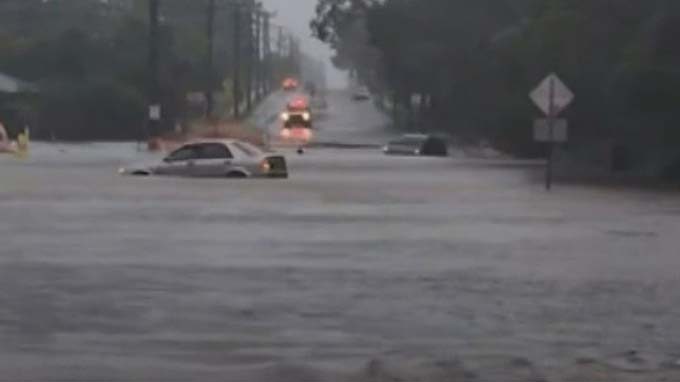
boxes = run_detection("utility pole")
[244,5,253,112]
[276,26,284,84]
[289,35,299,77]
[205,0,216,118]
[147,0,161,139]
[254,9,262,101]
[262,12,271,94]
[277,27,285,56]
[232,6,241,118]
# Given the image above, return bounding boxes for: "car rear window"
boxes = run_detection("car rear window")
[167,145,198,161]
[232,142,262,157]
[392,136,427,145]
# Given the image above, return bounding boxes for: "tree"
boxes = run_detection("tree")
[314,0,680,170]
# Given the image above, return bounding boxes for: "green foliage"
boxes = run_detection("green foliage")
[0,1,156,139]
[0,0,287,140]
[314,0,680,163]
[38,79,145,140]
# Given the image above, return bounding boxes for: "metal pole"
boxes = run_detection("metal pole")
[546,76,555,191]
[232,6,241,118]
[290,36,300,77]
[277,27,284,83]
[205,0,216,118]
[244,6,253,112]
[147,0,161,138]
[254,9,262,100]
[263,13,271,94]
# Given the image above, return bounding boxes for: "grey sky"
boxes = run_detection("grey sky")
[259,0,345,88]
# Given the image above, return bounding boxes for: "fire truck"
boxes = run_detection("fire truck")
[280,97,313,143]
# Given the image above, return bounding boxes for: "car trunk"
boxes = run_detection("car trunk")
[265,155,288,178]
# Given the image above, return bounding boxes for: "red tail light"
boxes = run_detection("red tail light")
[260,159,271,172]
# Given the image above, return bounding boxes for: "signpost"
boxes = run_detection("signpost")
[530,74,574,191]
[534,119,568,142]
[148,104,161,121]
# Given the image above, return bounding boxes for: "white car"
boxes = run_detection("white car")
[120,139,288,178]
[352,87,371,101]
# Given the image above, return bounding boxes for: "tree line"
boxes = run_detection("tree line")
[313,0,680,176]
[0,0,301,141]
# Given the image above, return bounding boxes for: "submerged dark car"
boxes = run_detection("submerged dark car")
[383,134,449,157]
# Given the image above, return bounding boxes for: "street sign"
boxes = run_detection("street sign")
[149,104,161,121]
[530,73,574,191]
[534,119,568,142]
[530,74,574,116]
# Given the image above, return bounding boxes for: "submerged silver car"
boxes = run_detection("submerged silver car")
[120,139,288,178]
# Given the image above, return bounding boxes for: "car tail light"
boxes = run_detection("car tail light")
[261,159,271,173]
[265,156,288,178]
[281,129,291,138]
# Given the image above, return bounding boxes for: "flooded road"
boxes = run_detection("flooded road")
[1,92,680,381]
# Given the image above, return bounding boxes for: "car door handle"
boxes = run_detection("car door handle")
[187,160,196,167]
[223,160,232,165]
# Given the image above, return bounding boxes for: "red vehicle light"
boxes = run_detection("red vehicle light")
[282,78,298,89]
[289,97,308,109]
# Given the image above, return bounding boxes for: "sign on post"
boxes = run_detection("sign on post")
[148,104,162,121]
[530,74,574,116]
[534,119,568,142]
[529,73,574,191]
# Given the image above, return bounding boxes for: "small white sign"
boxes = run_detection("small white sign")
[186,92,207,104]
[534,119,568,143]
[530,74,574,116]
[410,94,422,106]
[149,104,161,121]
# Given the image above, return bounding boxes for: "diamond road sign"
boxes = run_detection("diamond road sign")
[530,74,574,116]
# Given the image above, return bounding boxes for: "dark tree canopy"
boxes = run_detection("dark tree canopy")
[313,0,680,170]
[0,0,296,140]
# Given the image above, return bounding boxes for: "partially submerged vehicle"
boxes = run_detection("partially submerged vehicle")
[120,139,288,179]
[383,134,449,157]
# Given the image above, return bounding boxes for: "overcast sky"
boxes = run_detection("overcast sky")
[259,0,345,87]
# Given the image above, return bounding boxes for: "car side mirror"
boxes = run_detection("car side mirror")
[163,157,172,163]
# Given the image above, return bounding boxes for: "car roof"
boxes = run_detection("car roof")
[184,138,238,146]
[399,134,448,141]
[179,139,269,157]
[403,134,429,139]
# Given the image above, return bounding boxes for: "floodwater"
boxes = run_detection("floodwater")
[1,91,680,381]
